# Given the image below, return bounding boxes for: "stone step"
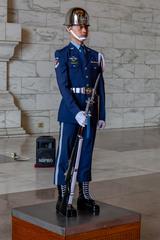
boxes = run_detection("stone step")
[0,92,16,107]
[0,106,18,110]
[0,127,26,136]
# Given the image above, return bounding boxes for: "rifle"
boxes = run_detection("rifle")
[60,73,101,217]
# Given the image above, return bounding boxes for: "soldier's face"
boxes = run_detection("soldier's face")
[70,25,89,43]
[73,25,88,36]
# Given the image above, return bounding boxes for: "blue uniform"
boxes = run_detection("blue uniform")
[54,42,105,185]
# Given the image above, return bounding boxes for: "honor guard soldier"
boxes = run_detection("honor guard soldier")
[54,7,106,216]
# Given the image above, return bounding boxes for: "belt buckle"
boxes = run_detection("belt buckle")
[85,87,92,95]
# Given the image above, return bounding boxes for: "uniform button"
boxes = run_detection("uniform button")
[86,75,88,78]
[85,67,87,70]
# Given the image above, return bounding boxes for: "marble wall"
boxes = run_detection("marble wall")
[6,0,160,133]
[0,0,7,22]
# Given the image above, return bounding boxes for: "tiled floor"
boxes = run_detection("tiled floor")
[1,127,160,239]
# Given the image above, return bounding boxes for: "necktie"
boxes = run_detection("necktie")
[79,45,86,65]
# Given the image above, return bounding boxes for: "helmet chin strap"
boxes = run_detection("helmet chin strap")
[68,28,87,42]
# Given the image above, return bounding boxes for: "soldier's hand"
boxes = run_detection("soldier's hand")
[75,111,86,127]
[97,120,106,129]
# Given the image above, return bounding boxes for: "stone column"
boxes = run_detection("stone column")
[0,0,25,136]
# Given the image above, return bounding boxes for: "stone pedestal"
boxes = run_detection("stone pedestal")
[0,91,25,135]
[12,201,141,240]
[0,22,26,136]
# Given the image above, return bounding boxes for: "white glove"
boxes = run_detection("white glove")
[75,111,86,127]
[97,120,106,129]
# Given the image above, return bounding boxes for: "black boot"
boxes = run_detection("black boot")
[77,182,100,215]
[56,185,77,217]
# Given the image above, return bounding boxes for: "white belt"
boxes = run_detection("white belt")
[71,87,95,95]
[71,87,86,94]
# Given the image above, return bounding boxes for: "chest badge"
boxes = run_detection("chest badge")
[69,56,79,65]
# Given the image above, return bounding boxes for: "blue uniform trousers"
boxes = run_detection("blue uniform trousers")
[54,121,97,185]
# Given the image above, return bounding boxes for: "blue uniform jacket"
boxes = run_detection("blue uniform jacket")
[54,42,105,124]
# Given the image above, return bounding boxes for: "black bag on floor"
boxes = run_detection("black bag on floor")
[35,136,55,168]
